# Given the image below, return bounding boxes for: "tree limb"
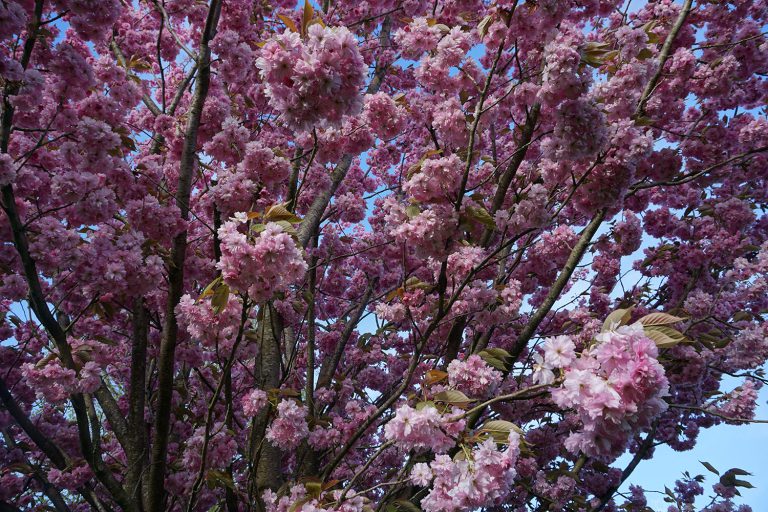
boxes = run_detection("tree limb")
[297,16,391,248]
[147,2,222,510]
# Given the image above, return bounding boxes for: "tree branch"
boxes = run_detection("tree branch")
[146,2,222,510]
[297,16,391,248]
[0,377,107,511]
[635,0,694,117]
[510,209,607,361]
[592,425,657,512]
[315,284,375,392]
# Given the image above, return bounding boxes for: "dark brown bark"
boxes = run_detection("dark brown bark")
[146,2,222,510]
[251,306,285,506]
[126,297,150,509]
[1,3,136,509]
[0,378,107,511]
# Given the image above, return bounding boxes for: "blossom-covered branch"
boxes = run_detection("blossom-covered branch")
[0,1,767,512]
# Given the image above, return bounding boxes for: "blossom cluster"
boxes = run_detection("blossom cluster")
[384,404,466,453]
[1,0,767,510]
[532,335,578,385]
[266,400,310,450]
[363,92,405,139]
[257,25,367,131]
[418,432,521,512]
[447,354,503,397]
[549,324,669,458]
[263,485,367,512]
[214,140,291,215]
[217,219,307,303]
[242,389,268,418]
[403,155,464,203]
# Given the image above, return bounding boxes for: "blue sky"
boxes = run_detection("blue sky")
[618,385,767,508]
[533,225,767,508]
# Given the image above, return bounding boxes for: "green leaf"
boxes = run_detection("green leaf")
[275,219,299,235]
[642,20,660,43]
[415,400,436,411]
[485,347,511,361]
[477,14,494,39]
[322,479,340,491]
[303,478,323,498]
[277,14,298,33]
[434,389,472,404]
[731,311,753,322]
[288,497,313,512]
[453,447,468,461]
[639,312,687,326]
[206,469,235,490]
[406,149,442,178]
[301,0,315,38]
[385,287,404,303]
[465,205,496,229]
[700,461,719,475]
[633,115,655,127]
[637,47,654,60]
[211,283,230,314]
[478,350,507,371]
[265,204,302,223]
[405,204,421,219]
[580,41,614,67]
[480,420,522,443]
[4,461,33,473]
[601,307,633,332]
[120,134,137,151]
[424,369,448,385]
[720,468,752,488]
[391,500,421,512]
[644,325,689,348]
[483,356,507,371]
[94,335,119,346]
[404,276,433,291]
[199,276,223,300]
[127,55,152,71]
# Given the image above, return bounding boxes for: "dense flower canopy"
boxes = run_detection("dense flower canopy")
[1,0,767,511]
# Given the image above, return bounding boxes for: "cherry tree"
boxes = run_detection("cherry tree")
[1,0,767,511]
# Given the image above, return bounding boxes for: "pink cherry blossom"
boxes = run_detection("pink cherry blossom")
[257,25,367,131]
[384,404,465,454]
[218,219,307,304]
[543,335,577,369]
[0,1,766,510]
[242,389,268,417]
[447,354,502,397]
[266,400,309,451]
